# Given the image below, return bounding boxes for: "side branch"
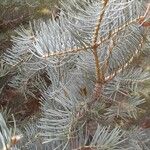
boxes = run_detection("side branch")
[39,17,147,60]
[105,38,144,82]
[38,45,92,58]
[97,16,146,47]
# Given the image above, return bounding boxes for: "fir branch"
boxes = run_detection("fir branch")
[105,36,144,82]
[1,1,149,149]
[91,0,109,83]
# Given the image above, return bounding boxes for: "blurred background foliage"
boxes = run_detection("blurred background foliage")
[0,0,59,53]
[0,0,59,122]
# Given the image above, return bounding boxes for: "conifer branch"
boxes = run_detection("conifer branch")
[92,0,108,83]
[105,37,144,82]
[1,1,150,149]
[96,16,145,48]
[42,45,92,58]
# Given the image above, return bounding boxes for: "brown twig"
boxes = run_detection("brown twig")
[91,0,109,83]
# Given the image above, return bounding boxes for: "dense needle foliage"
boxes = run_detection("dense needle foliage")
[0,0,150,149]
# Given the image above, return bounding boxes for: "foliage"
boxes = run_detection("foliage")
[0,0,150,149]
